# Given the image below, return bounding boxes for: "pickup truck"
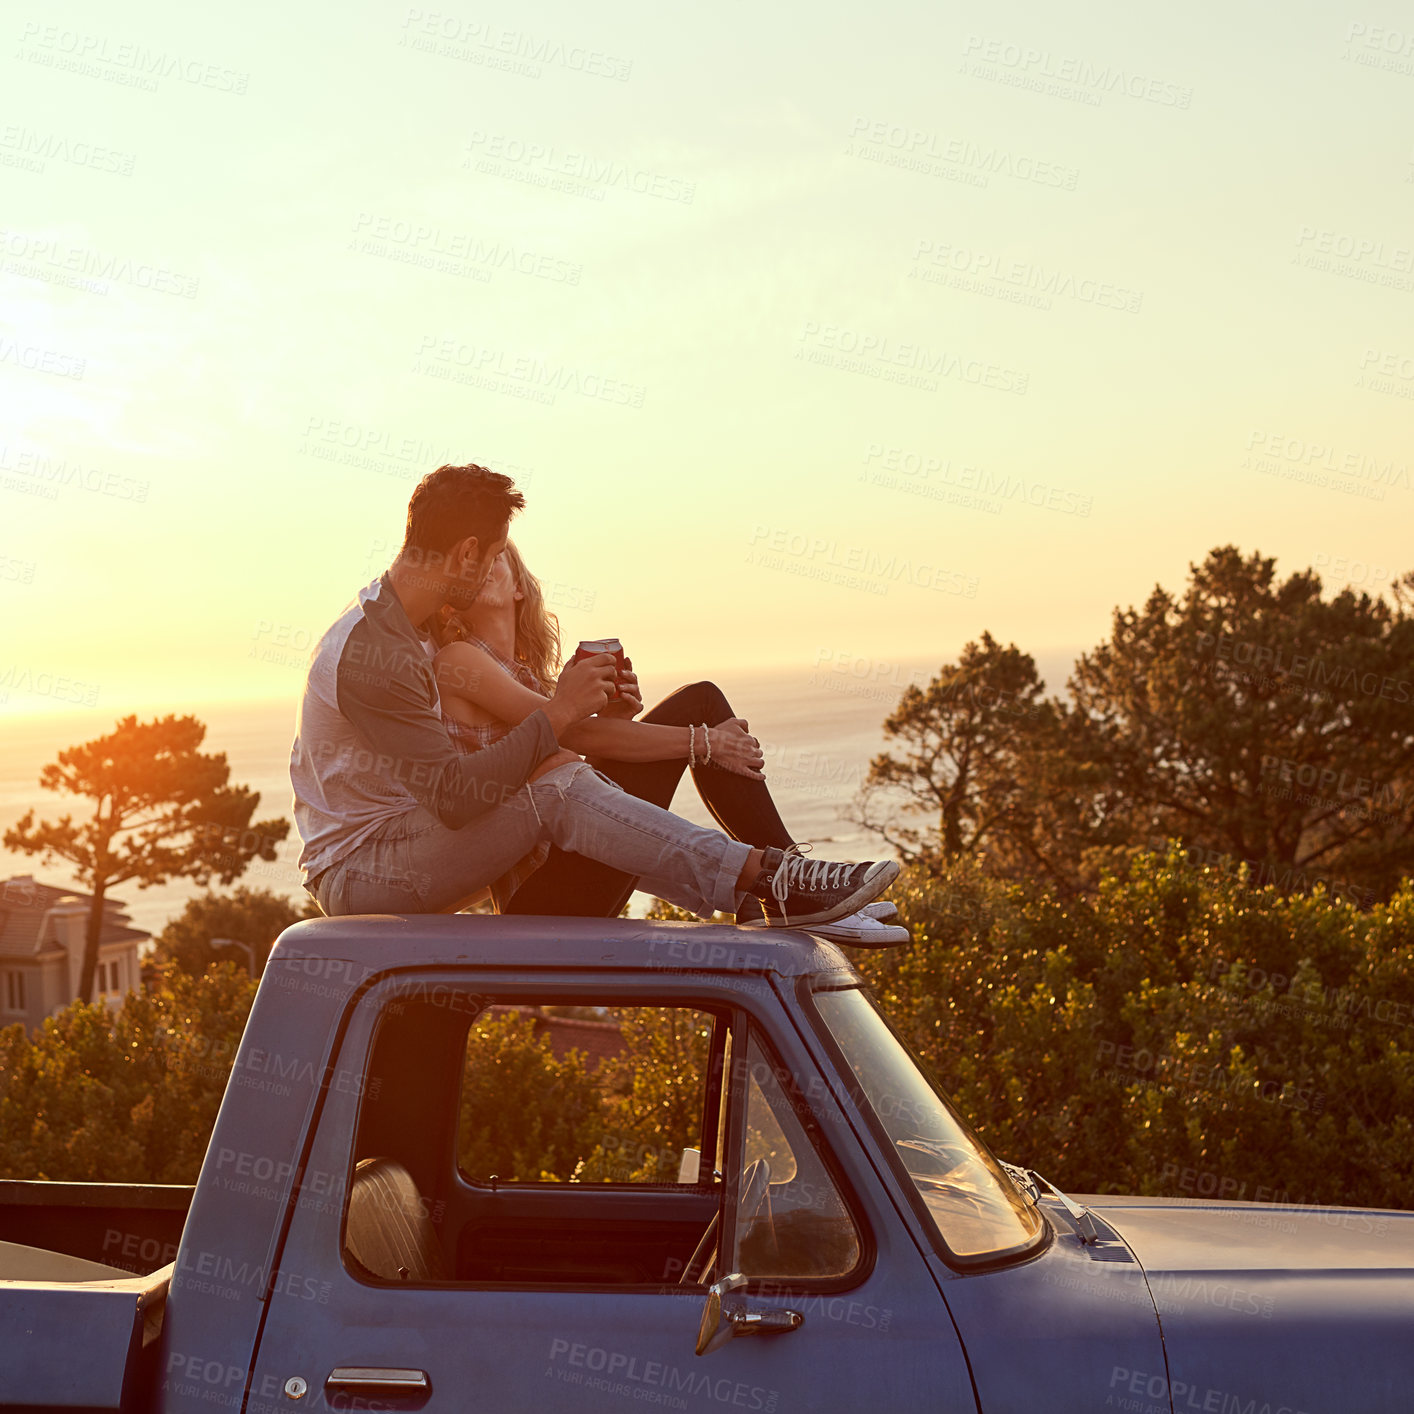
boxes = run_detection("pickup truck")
[2,913,1410,1414]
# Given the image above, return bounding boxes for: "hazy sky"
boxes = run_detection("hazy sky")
[2,0,1411,720]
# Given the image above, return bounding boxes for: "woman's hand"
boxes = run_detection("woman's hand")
[703,717,766,780]
[598,656,643,720]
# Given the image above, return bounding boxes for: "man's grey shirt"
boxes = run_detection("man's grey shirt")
[289,572,558,884]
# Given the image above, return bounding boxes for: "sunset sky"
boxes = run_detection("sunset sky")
[2,0,1411,721]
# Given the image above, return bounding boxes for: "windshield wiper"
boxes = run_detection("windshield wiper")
[997,1160,1039,1204]
[1002,1163,1101,1245]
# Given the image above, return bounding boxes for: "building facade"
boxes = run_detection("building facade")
[0,874,149,1031]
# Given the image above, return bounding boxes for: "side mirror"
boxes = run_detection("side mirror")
[695,1273,804,1356]
[695,1273,747,1356]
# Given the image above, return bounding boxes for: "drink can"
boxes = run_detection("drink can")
[573,637,626,698]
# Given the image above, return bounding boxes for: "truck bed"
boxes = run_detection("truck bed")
[0,1255,172,1413]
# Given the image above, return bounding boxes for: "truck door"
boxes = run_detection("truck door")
[245,972,977,1414]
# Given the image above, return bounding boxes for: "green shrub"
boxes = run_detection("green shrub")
[853,842,1414,1209]
[0,964,258,1182]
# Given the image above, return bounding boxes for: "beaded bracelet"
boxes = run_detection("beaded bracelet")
[702,723,711,765]
[687,723,696,768]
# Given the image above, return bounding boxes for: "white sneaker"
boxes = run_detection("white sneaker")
[860,900,899,923]
[805,909,910,948]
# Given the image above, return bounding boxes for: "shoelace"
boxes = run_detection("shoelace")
[768,844,854,925]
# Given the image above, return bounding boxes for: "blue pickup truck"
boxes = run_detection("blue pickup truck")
[2,913,1410,1414]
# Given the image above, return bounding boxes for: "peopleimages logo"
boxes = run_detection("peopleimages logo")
[845,116,1080,190]
[746,524,980,598]
[0,229,199,298]
[959,36,1193,108]
[0,665,99,705]
[399,9,632,82]
[1109,1366,1308,1414]
[796,320,1028,396]
[1196,629,1411,703]
[350,211,582,285]
[413,336,647,408]
[15,21,249,93]
[0,337,84,379]
[862,443,1093,517]
[0,123,136,175]
[0,444,149,500]
[910,239,1143,313]
[463,132,694,204]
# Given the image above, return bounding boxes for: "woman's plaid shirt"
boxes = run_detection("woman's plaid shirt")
[439,631,555,908]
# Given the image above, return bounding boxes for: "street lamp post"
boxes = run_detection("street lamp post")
[211,936,256,978]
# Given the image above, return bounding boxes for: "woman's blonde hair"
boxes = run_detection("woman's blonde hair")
[429,539,562,695]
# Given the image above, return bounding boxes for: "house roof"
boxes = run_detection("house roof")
[539,1012,625,1069]
[99,925,151,948]
[0,875,150,960]
[484,1005,626,1069]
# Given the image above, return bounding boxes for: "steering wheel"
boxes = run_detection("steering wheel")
[895,1136,994,1223]
[735,1157,780,1269]
[910,1172,995,1219]
[895,1133,973,1180]
[678,1157,775,1287]
[739,1157,771,1226]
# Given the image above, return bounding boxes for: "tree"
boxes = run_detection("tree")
[149,886,322,978]
[456,977,713,1187]
[3,714,290,1002]
[852,548,1414,904]
[468,897,727,1185]
[1054,547,1414,901]
[457,1009,605,1181]
[847,632,1071,883]
[577,1005,713,1182]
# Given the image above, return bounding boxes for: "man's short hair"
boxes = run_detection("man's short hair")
[403,463,525,555]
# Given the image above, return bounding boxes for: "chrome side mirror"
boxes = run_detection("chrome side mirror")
[696,1273,747,1356]
[695,1273,804,1356]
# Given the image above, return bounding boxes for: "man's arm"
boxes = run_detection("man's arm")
[336,624,560,830]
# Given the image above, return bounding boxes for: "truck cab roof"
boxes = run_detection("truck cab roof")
[271,913,863,980]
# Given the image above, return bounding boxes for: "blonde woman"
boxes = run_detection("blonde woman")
[426,540,906,944]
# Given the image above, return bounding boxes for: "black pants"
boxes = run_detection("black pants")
[502,681,795,919]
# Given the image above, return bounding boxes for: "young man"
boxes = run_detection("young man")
[290,463,898,926]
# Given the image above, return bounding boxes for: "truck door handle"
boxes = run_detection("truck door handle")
[730,1308,804,1335]
[326,1368,430,1394]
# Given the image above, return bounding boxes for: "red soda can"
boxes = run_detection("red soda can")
[573,637,626,699]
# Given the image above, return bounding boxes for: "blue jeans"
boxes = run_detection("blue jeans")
[309,760,754,919]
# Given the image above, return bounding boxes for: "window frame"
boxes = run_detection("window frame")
[333,973,876,1297]
[338,977,742,1294]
